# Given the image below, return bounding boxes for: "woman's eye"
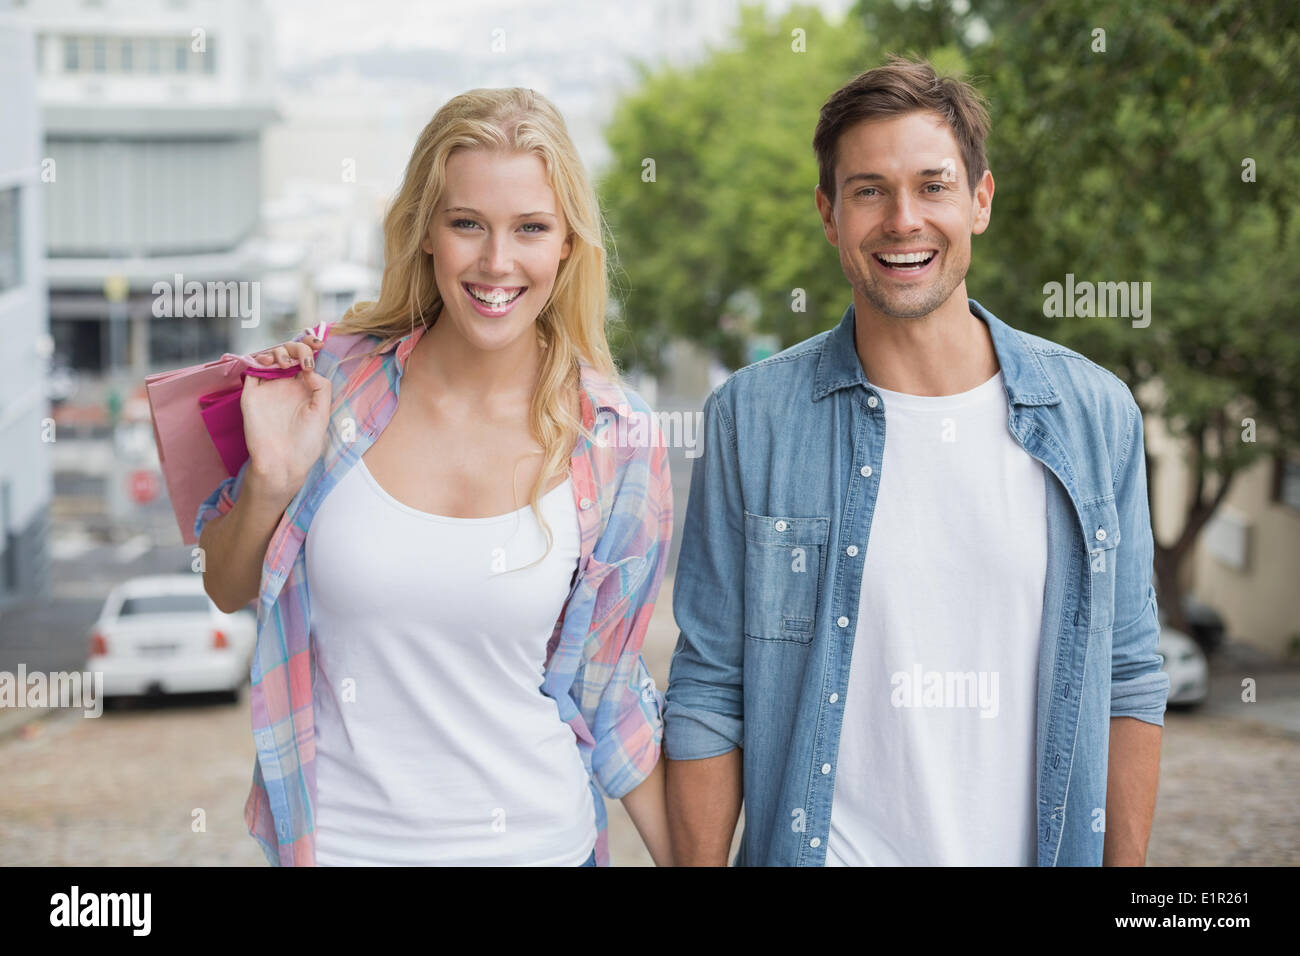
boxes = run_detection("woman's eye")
[521,222,548,234]
[451,219,478,229]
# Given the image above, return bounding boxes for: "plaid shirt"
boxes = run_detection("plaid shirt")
[194,323,672,866]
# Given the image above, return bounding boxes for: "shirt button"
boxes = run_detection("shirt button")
[859,465,872,478]
[1095,527,1106,541]
[774,519,788,531]
[837,615,849,628]
[579,497,592,510]
[809,837,821,848]
[829,692,839,703]
[845,545,858,557]
[866,395,879,408]
[821,763,831,774]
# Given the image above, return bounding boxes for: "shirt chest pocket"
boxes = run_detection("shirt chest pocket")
[1080,496,1121,632]
[743,511,830,645]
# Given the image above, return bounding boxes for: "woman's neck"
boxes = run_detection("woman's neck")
[411,315,544,411]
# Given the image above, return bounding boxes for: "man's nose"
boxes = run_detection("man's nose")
[882,190,923,235]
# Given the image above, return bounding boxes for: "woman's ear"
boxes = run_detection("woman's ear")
[560,231,573,260]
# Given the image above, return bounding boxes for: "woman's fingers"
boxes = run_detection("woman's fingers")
[285,341,315,369]
[252,334,322,368]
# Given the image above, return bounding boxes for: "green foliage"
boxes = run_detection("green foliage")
[600,0,1300,483]
[966,0,1300,468]
[600,4,872,373]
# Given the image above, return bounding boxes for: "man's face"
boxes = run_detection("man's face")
[815,111,993,320]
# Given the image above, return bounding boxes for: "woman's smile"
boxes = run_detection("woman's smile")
[461,281,528,316]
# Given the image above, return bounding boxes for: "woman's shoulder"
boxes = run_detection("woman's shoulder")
[578,361,654,420]
[579,363,670,485]
[311,325,391,388]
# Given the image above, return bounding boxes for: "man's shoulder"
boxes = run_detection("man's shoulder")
[994,315,1137,413]
[710,328,831,407]
[1000,321,1143,470]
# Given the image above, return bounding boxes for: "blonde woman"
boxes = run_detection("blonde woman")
[195,88,673,867]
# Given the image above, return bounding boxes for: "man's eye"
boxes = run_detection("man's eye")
[856,187,878,197]
[925,182,946,192]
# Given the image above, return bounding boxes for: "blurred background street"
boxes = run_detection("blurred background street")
[1,0,1297,866]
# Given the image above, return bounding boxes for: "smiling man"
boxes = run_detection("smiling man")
[664,56,1170,866]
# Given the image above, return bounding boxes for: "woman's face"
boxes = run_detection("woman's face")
[422,148,572,354]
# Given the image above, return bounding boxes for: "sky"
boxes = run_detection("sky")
[268,0,856,71]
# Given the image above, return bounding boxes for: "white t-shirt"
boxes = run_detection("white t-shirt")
[825,371,1047,866]
[304,457,595,866]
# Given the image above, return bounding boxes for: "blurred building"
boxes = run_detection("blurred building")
[14,0,279,379]
[0,10,53,607]
[1147,412,1300,658]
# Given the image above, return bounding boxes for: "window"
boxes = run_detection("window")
[117,594,211,616]
[119,37,133,72]
[174,38,189,72]
[202,36,216,74]
[64,36,80,71]
[0,188,20,294]
[146,37,161,73]
[92,36,107,72]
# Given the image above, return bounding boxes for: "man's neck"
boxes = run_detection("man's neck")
[851,289,1000,396]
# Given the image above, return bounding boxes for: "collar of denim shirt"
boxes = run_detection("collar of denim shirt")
[811,297,1064,408]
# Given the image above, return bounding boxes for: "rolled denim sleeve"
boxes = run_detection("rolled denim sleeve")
[193,456,251,541]
[665,385,745,759]
[1109,395,1170,726]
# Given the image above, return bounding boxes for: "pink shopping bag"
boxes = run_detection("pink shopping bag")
[145,322,330,544]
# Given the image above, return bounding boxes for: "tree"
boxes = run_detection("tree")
[600,4,871,373]
[600,0,1300,635]
[940,0,1300,634]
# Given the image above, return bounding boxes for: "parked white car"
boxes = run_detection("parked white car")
[1157,626,1209,708]
[87,575,255,702]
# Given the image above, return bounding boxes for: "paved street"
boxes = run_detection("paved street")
[2,567,1297,866]
[1,425,1296,866]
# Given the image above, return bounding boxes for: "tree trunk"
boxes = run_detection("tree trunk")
[1148,421,1237,640]
[1153,543,1188,634]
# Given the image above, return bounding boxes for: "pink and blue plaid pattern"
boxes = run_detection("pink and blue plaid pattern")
[194,323,672,866]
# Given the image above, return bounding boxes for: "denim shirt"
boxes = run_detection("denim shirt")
[665,297,1169,866]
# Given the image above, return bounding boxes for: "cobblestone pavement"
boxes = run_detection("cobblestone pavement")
[1,573,1295,866]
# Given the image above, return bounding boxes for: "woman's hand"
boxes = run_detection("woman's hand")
[241,331,332,501]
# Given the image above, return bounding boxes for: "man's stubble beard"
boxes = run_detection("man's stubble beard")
[849,246,967,321]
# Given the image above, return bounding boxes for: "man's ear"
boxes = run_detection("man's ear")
[971,169,994,236]
[815,185,839,247]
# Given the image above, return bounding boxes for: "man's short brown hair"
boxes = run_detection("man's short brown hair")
[813,55,991,201]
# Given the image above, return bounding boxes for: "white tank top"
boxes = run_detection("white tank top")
[304,456,595,865]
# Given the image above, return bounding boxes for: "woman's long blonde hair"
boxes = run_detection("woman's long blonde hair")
[333,87,623,567]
